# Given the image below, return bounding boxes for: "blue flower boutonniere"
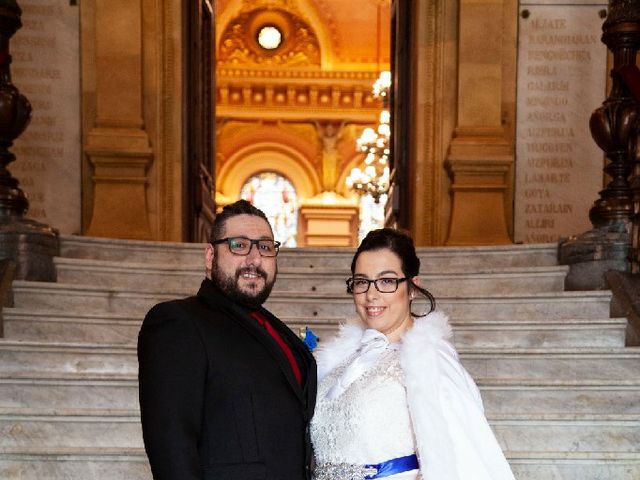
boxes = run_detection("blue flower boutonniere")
[301,326,319,352]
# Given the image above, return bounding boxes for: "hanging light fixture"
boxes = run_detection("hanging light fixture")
[346,70,391,202]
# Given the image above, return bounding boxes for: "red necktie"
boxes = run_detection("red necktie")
[250,311,302,385]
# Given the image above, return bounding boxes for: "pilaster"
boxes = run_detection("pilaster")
[81,0,182,240]
[82,0,152,239]
[444,0,517,245]
[445,128,512,245]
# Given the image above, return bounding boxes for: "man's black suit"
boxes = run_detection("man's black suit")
[138,279,317,480]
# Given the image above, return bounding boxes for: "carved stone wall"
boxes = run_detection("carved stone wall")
[80,0,184,241]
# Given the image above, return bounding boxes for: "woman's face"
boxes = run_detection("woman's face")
[352,248,418,342]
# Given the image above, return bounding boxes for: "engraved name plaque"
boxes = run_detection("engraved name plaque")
[8,0,81,235]
[515,3,607,243]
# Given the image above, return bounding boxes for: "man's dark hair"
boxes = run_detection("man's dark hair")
[209,199,271,243]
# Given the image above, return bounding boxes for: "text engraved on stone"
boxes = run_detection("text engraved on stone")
[7,1,80,232]
[515,4,607,244]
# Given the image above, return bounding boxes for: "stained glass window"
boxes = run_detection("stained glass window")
[240,172,298,247]
[358,193,387,241]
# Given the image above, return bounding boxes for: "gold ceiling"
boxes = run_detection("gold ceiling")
[216,0,391,70]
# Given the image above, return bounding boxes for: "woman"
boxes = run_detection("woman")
[310,228,515,480]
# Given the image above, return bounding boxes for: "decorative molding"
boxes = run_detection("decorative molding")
[445,147,513,246]
[308,0,340,55]
[218,7,321,67]
[605,0,640,26]
[217,69,381,120]
[218,68,380,80]
[217,0,336,67]
[406,0,456,245]
[216,120,319,170]
[216,141,322,199]
[159,0,180,241]
[238,0,300,15]
[298,202,359,247]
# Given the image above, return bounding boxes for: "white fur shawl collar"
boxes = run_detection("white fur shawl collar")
[314,310,452,382]
[313,311,515,480]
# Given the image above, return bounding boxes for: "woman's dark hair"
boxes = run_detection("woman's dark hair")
[350,228,436,317]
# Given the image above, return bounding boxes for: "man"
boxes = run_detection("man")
[138,200,317,480]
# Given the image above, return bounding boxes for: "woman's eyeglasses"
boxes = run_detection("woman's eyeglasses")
[346,277,409,294]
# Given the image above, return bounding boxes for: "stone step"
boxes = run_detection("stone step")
[0,410,143,449]
[2,373,640,417]
[266,291,612,320]
[3,376,640,432]
[508,453,640,480]
[0,448,151,480]
[1,448,639,480]
[490,414,640,454]
[59,235,560,269]
[12,281,612,319]
[0,374,139,411]
[0,342,135,375]
[0,340,638,381]
[461,348,640,384]
[0,409,638,455]
[481,384,640,416]
[54,257,568,295]
[3,309,627,348]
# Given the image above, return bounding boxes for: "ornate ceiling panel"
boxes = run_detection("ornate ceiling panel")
[216,0,390,70]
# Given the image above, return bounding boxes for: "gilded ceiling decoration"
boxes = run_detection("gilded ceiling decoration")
[218,8,321,67]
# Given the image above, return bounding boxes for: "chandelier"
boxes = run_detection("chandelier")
[346,71,391,202]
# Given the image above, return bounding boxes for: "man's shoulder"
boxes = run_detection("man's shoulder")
[146,294,200,315]
[142,287,233,329]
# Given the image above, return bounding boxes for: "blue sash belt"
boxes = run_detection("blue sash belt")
[364,454,419,479]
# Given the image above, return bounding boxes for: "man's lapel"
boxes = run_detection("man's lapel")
[197,280,306,402]
[260,307,318,406]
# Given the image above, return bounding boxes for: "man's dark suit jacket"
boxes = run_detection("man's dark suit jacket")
[138,279,317,480]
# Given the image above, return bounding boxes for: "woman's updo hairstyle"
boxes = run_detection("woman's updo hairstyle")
[350,228,436,317]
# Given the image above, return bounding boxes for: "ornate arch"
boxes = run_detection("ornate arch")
[216,142,322,202]
[335,151,365,199]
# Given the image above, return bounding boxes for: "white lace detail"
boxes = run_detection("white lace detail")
[310,349,416,468]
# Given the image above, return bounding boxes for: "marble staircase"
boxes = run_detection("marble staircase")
[0,235,639,479]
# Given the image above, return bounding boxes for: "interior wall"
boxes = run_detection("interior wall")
[80,0,185,241]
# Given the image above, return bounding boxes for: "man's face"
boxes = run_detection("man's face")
[205,214,277,307]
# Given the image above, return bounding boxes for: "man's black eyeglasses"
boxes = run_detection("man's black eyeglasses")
[346,277,409,294]
[212,237,281,257]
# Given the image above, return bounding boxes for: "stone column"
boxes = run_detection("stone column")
[444,0,515,245]
[0,0,58,281]
[559,0,640,289]
[83,0,153,239]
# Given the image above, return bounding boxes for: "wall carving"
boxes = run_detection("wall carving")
[218,8,321,67]
[216,120,318,169]
[217,68,380,121]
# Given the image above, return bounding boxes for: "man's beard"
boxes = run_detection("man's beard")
[211,264,276,308]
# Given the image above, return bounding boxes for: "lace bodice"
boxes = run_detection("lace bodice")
[310,348,417,469]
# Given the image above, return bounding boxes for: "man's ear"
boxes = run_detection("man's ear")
[205,244,215,279]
